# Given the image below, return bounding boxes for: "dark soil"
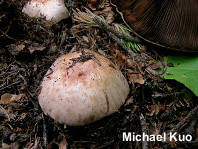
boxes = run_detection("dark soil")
[0,0,198,149]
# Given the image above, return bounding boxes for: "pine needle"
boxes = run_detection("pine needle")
[113,23,142,52]
[73,8,141,53]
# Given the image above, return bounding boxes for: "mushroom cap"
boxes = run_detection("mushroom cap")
[22,0,69,24]
[111,0,198,51]
[38,50,130,126]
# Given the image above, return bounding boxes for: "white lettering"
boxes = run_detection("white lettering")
[170,132,177,141]
[122,132,192,142]
[156,134,162,141]
[185,135,192,141]
[123,132,131,141]
[178,135,185,141]
[136,135,141,141]
[142,132,149,141]
[132,132,135,141]
[163,132,166,141]
[150,135,155,141]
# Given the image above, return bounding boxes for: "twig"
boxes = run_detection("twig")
[0,79,21,91]
[73,8,166,76]
[0,105,11,121]
[42,113,48,148]
[33,137,40,149]
[184,115,198,136]
[107,32,137,57]
[92,16,141,43]
[73,8,141,43]
[0,25,10,38]
[171,105,198,133]
[140,113,149,149]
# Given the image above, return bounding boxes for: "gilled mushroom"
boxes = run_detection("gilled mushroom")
[22,0,69,24]
[38,50,130,126]
[111,0,198,51]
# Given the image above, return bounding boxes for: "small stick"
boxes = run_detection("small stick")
[171,105,198,133]
[92,16,141,43]
[42,113,48,148]
[73,8,141,43]
[140,113,149,149]
[107,32,137,57]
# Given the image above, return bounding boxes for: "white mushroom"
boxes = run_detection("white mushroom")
[22,0,69,24]
[38,50,130,126]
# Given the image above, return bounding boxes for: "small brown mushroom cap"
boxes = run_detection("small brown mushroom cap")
[38,50,129,126]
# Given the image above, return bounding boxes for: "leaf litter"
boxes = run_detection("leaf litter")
[0,0,197,148]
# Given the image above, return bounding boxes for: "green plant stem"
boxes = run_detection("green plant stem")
[108,32,137,57]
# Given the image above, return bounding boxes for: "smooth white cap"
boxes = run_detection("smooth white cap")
[38,50,130,126]
[22,0,70,24]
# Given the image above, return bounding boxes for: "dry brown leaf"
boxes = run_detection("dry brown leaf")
[88,0,98,10]
[102,7,115,24]
[146,105,155,116]
[146,103,165,116]
[128,70,144,85]
[7,41,46,55]
[158,104,166,111]
[139,45,147,53]
[1,93,24,104]
[127,59,135,68]
[28,45,45,54]
[7,44,25,55]
[82,36,89,43]
[1,142,10,149]
[49,43,58,53]
[116,50,127,68]
[1,93,12,104]
[0,105,16,120]
[154,104,160,115]
[124,96,134,106]
[146,60,160,70]
[10,94,25,102]
[59,138,68,149]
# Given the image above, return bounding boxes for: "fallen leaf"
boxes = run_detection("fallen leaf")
[28,45,45,54]
[116,50,127,68]
[124,96,134,106]
[146,103,165,116]
[146,60,160,70]
[59,138,67,149]
[1,93,12,104]
[139,45,147,53]
[127,59,135,68]
[1,142,10,149]
[1,93,24,104]
[7,44,25,55]
[128,70,144,85]
[10,94,25,102]
[82,36,89,43]
[146,105,155,116]
[102,7,115,24]
[88,0,98,10]
[0,105,16,120]
[154,104,160,115]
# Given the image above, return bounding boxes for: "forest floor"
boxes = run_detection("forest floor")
[0,0,198,148]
